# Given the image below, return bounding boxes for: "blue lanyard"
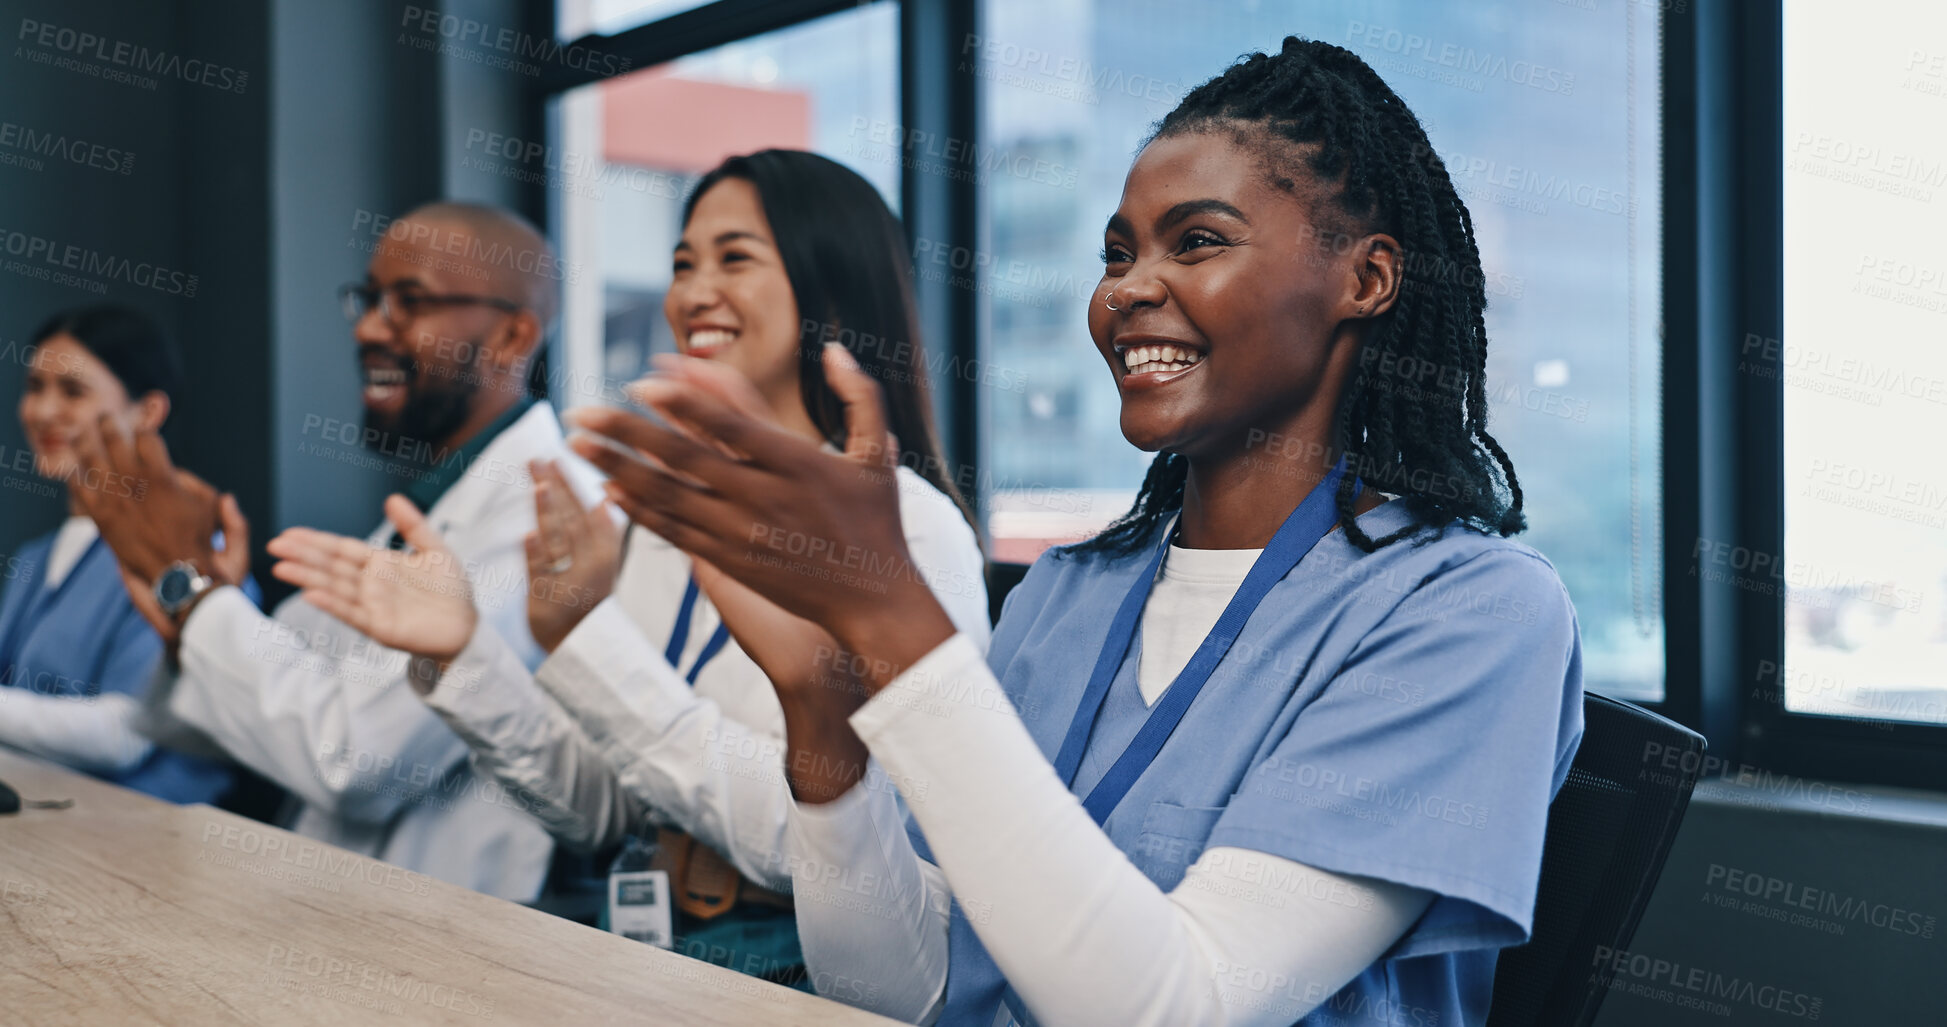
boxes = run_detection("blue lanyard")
[1051,458,1356,827]
[664,574,732,686]
[998,460,1357,1027]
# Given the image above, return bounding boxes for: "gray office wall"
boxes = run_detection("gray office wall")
[268,0,439,554]
[1592,786,1945,1025]
[0,0,266,559]
[1,0,540,593]
[270,0,541,564]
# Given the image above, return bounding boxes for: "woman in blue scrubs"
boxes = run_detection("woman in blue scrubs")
[572,36,1583,1027]
[0,305,236,804]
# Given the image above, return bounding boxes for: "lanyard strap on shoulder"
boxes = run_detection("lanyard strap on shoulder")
[1054,459,1353,826]
[666,575,732,686]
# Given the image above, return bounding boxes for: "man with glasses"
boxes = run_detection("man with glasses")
[71,202,604,902]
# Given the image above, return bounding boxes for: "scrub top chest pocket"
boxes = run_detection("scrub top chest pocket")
[1132,800,1228,888]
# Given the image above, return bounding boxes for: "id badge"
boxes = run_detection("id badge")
[608,869,674,948]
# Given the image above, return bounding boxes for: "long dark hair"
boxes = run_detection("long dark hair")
[683,150,973,528]
[30,304,182,403]
[1073,36,1523,558]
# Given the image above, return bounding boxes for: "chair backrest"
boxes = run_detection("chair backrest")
[986,561,1030,627]
[1487,692,1706,1027]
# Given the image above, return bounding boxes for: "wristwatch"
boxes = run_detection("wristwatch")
[154,561,217,621]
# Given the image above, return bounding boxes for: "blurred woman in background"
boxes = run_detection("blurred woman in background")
[0,304,239,804]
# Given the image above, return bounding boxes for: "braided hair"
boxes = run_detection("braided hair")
[1073,36,1523,558]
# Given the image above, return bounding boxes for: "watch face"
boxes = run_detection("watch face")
[157,567,194,607]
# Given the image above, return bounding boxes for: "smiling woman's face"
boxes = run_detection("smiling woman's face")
[664,179,804,409]
[1089,129,1379,463]
[18,335,144,481]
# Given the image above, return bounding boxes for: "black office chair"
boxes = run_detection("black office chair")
[986,561,1031,626]
[1487,693,1706,1027]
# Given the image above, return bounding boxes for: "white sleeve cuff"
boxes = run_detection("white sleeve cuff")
[785,772,890,869]
[421,622,532,715]
[175,585,267,706]
[847,632,997,748]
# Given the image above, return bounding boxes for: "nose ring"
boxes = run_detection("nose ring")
[1104,289,1120,311]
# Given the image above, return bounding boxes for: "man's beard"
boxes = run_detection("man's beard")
[362,353,479,460]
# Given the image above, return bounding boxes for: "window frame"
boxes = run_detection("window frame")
[534,0,1947,792]
[1662,0,1947,791]
[535,0,981,474]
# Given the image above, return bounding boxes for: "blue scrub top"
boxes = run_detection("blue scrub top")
[914,498,1586,1027]
[0,528,240,805]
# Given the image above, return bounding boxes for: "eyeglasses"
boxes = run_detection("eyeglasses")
[338,283,523,328]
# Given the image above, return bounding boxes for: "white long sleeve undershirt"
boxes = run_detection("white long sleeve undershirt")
[0,516,151,774]
[0,689,152,775]
[788,543,1435,1027]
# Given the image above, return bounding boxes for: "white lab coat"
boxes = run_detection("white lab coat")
[158,403,605,901]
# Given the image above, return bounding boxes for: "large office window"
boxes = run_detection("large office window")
[1781,0,1947,727]
[559,0,722,38]
[548,1,898,405]
[514,0,1947,785]
[973,0,1664,700]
